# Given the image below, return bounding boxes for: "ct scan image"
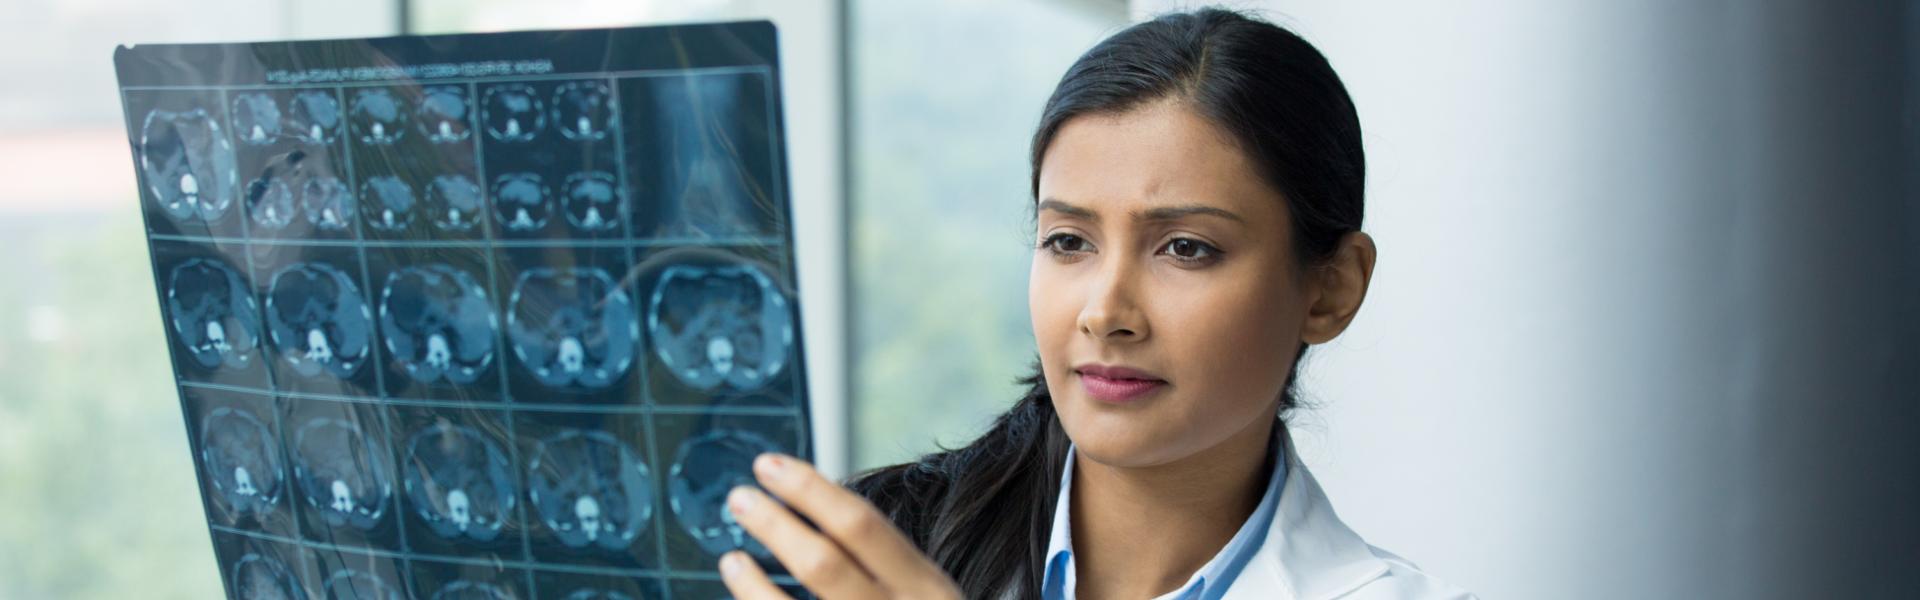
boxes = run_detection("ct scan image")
[308,548,409,600]
[392,404,527,561]
[285,397,400,549]
[117,20,812,599]
[211,532,314,600]
[640,248,797,407]
[187,388,295,537]
[154,240,271,388]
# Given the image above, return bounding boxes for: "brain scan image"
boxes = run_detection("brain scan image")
[167,258,262,370]
[561,171,621,232]
[403,424,516,542]
[507,267,637,389]
[527,429,654,550]
[292,417,391,531]
[302,176,356,231]
[429,580,514,600]
[287,90,343,144]
[200,407,283,521]
[482,84,544,142]
[322,570,403,600]
[265,262,373,379]
[247,177,297,230]
[362,175,416,232]
[491,172,551,232]
[140,107,238,224]
[351,89,408,145]
[417,86,472,144]
[230,553,302,600]
[668,429,782,558]
[379,265,496,385]
[553,81,613,141]
[426,175,484,232]
[231,93,283,145]
[647,263,792,392]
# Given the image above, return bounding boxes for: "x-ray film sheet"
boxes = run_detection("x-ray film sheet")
[113,21,814,599]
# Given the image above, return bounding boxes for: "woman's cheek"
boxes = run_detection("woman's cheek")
[1177,278,1296,409]
[1029,264,1082,391]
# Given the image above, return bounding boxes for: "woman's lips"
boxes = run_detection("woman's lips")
[1075,365,1167,404]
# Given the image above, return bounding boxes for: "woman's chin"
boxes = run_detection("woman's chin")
[1058,408,1193,469]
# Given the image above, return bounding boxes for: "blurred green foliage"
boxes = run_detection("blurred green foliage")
[849,0,1123,469]
[0,214,223,599]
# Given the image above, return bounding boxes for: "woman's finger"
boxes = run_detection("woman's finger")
[750,453,959,598]
[718,550,793,600]
[728,485,887,600]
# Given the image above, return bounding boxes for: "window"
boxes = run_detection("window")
[0,3,395,597]
[847,0,1126,469]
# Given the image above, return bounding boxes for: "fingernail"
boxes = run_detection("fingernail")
[727,485,757,515]
[719,551,743,577]
[754,452,785,477]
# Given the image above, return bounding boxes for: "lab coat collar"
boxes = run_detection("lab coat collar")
[1222,427,1393,600]
[1041,433,1285,600]
[1042,423,1392,600]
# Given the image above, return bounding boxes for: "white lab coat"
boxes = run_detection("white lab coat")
[1216,436,1477,600]
[1020,425,1477,600]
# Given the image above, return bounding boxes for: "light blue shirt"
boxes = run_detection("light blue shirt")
[1040,427,1288,600]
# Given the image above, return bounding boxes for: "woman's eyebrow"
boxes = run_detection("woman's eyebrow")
[1037,198,1097,220]
[1038,199,1246,224]
[1137,204,1246,223]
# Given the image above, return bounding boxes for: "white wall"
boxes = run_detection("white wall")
[1129,2,1918,598]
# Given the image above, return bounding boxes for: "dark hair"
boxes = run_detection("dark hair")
[847,7,1366,598]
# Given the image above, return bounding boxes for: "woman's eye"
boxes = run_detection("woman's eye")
[1042,233,1090,255]
[1161,237,1221,262]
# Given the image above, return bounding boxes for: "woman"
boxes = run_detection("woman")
[716,8,1475,599]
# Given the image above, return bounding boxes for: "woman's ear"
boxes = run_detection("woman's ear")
[1300,231,1377,345]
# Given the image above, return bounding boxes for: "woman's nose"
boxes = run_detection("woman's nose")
[1076,258,1149,342]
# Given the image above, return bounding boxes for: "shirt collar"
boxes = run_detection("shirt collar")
[1041,421,1289,600]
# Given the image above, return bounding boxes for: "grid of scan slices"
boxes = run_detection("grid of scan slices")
[126,67,813,599]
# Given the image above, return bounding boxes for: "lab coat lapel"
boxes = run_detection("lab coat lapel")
[1222,437,1391,600]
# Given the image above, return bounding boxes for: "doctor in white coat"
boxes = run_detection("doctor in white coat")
[709,6,1475,599]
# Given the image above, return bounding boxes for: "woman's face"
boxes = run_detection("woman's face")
[1030,99,1310,469]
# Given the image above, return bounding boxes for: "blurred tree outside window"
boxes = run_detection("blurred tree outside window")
[0,1,392,597]
[848,0,1125,470]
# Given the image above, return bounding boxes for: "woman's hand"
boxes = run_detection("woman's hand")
[717,453,961,600]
